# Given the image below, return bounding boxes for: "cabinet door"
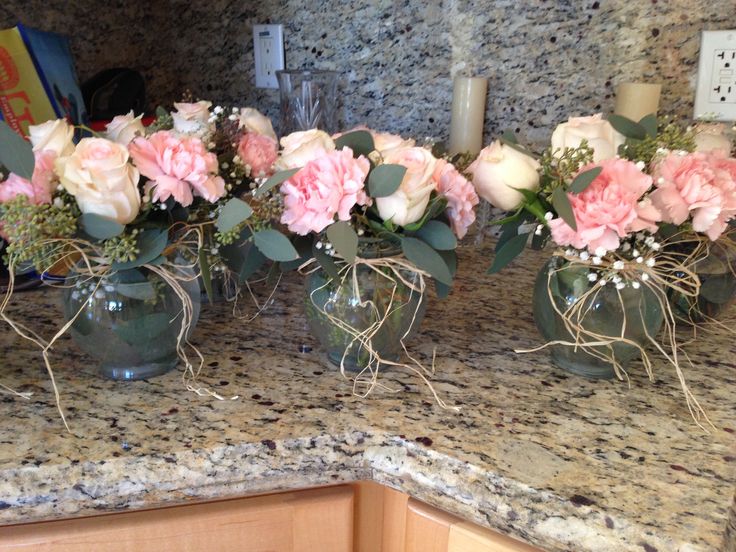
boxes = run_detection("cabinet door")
[0,485,353,552]
[403,498,543,552]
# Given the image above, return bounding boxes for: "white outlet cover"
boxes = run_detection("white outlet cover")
[253,24,285,89]
[694,30,736,121]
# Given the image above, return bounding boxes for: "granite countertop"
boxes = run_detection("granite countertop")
[0,246,733,552]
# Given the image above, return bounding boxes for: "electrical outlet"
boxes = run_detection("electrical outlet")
[694,30,736,121]
[253,24,285,89]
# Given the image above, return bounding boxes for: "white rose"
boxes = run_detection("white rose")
[238,108,277,140]
[550,114,624,162]
[172,101,213,136]
[104,111,145,145]
[693,123,732,154]
[375,147,438,226]
[468,141,540,211]
[372,131,415,157]
[28,119,75,157]
[275,129,336,170]
[55,138,141,224]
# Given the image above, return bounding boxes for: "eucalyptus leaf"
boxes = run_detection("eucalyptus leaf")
[496,219,526,252]
[401,237,453,286]
[238,242,268,282]
[254,168,299,198]
[216,197,254,233]
[569,167,603,194]
[607,114,646,140]
[0,120,34,179]
[334,130,375,157]
[198,247,214,303]
[416,220,457,251]
[116,313,172,345]
[253,229,299,262]
[639,114,658,138]
[500,130,519,144]
[81,213,125,240]
[325,221,358,263]
[279,235,313,272]
[111,229,169,270]
[115,281,156,302]
[551,187,577,231]
[700,275,736,304]
[368,164,407,198]
[488,232,529,274]
[312,244,340,282]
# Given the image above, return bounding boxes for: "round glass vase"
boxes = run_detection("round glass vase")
[532,256,664,379]
[304,241,428,372]
[61,262,201,381]
[670,242,736,324]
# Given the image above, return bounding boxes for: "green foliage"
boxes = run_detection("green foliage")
[102,230,141,264]
[607,114,647,140]
[368,164,406,198]
[111,228,168,270]
[254,168,299,198]
[81,213,125,240]
[216,197,253,233]
[619,120,696,164]
[415,220,456,250]
[488,231,530,274]
[253,228,299,261]
[0,120,34,180]
[325,221,358,263]
[334,130,375,157]
[2,196,77,271]
[401,236,453,285]
[569,166,603,194]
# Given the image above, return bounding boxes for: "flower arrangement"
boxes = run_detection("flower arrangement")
[237,127,478,401]
[0,100,288,428]
[470,112,736,428]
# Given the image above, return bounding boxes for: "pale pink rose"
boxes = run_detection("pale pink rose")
[0,149,56,205]
[549,158,657,253]
[280,147,370,235]
[171,101,212,135]
[650,152,734,240]
[375,147,438,226]
[275,129,336,171]
[129,131,225,207]
[333,126,416,157]
[550,114,625,162]
[105,111,145,145]
[237,132,278,177]
[56,138,141,224]
[433,159,478,239]
[28,119,74,157]
[693,123,732,154]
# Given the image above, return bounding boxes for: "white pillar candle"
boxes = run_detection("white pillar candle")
[449,76,487,156]
[614,82,662,122]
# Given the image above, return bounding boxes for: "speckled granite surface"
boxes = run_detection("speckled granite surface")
[3,1,736,141]
[0,247,733,552]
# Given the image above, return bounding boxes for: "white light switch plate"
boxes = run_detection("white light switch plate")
[694,30,736,121]
[253,24,284,89]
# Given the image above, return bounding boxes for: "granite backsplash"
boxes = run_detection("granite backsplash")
[2,0,736,142]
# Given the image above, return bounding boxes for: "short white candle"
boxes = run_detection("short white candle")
[449,76,487,156]
[614,82,662,122]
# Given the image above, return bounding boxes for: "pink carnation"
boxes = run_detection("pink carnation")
[237,132,278,177]
[549,158,659,253]
[0,149,57,205]
[433,159,478,239]
[129,130,225,207]
[280,148,371,235]
[650,151,736,241]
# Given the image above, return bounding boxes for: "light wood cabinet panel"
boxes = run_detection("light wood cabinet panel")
[448,520,543,552]
[0,486,353,552]
[380,485,410,552]
[404,498,459,552]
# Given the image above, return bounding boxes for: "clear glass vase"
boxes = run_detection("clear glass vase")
[62,262,201,380]
[532,256,664,379]
[276,69,338,134]
[670,242,736,324]
[304,245,427,372]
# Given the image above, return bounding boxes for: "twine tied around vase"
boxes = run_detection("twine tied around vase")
[301,254,460,411]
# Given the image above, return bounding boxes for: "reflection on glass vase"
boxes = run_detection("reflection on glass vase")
[276,70,338,134]
[670,241,736,324]
[304,243,427,371]
[62,260,201,381]
[532,256,664,379]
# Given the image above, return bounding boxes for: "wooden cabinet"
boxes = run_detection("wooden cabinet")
[0,486,353,552]
[0,482,542,552]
